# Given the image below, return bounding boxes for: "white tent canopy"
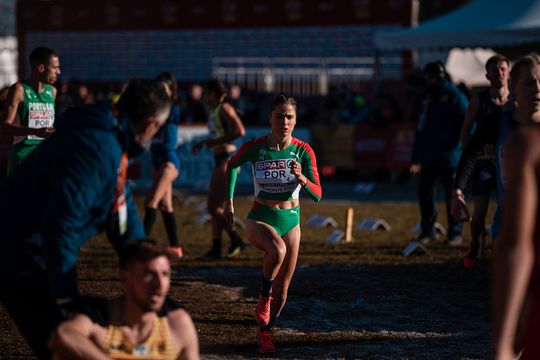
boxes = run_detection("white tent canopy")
[446,48,496,87]
[374,0,540,50]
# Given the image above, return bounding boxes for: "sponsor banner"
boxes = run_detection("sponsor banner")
[129,126,310,188]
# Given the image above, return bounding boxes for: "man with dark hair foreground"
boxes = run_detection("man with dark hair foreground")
[50,240,200,360]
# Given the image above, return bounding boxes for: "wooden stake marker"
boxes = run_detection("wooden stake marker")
[345,207,354,242]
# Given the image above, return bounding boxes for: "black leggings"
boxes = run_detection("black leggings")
[214,152,231,168]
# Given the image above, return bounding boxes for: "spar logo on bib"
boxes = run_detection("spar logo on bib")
[255,159,295,183]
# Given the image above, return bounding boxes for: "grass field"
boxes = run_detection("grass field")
[0,193,494,359]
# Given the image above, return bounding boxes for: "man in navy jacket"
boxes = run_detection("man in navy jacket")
[0,79,171,359]
[410,62,469,246]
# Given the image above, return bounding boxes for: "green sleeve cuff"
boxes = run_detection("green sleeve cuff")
[227,167,239,199]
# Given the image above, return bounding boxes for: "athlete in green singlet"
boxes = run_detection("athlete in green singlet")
[225,95,322,353]
[0,47,60,174]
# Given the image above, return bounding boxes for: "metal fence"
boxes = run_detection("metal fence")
[212,56,402,96]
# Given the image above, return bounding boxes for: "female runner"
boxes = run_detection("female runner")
[225,95,322,353]
[192,79,246,259]
[144,72,183,258]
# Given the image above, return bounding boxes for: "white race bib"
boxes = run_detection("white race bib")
[255,159,296,184]
[27,102,54,140]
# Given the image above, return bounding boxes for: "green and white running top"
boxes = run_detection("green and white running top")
[17,82,55,144]
[227,136,322,202]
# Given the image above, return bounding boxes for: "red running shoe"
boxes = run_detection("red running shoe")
[165,246,183,259]
[463,241,479,268]
[257,327,276,353]
[463,256,477,268]
[255,294,272,326]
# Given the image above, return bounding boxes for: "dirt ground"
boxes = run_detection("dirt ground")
[0,194,493,360]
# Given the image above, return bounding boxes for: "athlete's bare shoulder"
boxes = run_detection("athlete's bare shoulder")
[220,102,239,120]
[1,82,24,123]
[514,124,540,144]
[8,81,24,99]
[168,307,192,322]
[167,308,199,359]
[11,81,23,91]
[220,101,234,112]
[507,124,540,163]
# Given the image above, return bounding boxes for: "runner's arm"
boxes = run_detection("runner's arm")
[50,314,112,360]
[460,93,479,146]
[0,83,22,126]
[299,142,322,202]
[453,113,499,191]
[206,103,245,147]
[168,309,200,360]
[226,141,254,200]
[493,129,538,358]
[224,141,254,225]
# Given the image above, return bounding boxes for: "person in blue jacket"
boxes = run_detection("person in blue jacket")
[144,72,183,258]
[0,79,171,360]
[410,61,469,246]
